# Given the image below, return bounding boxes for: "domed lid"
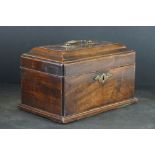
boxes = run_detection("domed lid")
[22,40,131,63]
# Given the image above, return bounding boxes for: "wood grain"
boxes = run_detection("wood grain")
[19,41,137,123]
[21,67,63,115]
[19,97,138,123]
[21,55,64,76]
[64,65,135,115]
[64,52,135,76]
[28,42,127,62]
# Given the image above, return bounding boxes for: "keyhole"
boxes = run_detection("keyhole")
[101,75,105,81]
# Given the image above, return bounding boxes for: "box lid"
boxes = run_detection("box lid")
[22,40,132,63]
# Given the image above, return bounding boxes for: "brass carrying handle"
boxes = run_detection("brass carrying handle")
[65,40,93,46]
[94,72,112,84]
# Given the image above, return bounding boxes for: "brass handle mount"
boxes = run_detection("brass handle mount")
[94,72,112,84]
[64,40,93,46]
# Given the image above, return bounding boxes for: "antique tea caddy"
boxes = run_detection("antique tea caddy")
[19,40,138,123]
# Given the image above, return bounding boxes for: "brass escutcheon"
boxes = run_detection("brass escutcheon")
[94,72,112,84]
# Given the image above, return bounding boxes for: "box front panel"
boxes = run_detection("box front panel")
[64,52,135,76]
[64,65,135,116]
[21,68,63,115]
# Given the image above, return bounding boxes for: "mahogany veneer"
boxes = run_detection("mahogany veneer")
[19,40,137,123]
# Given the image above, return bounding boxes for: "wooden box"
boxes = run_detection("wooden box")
[19,40,138,123]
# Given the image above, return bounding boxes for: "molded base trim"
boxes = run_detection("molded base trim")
[18,97,138,124]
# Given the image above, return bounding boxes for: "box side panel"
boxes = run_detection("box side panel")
[21,67,63,115]
[64,64,135,116]
[21,54,64,76]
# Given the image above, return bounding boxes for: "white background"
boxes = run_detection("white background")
[0,130,155,155]
[0,0,155,155]
[0,0,154,26]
